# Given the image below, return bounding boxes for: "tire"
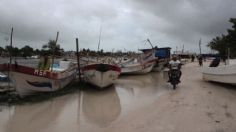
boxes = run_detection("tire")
[173,84,176,90]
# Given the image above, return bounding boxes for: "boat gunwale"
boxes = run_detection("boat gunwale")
[0,63,77,80]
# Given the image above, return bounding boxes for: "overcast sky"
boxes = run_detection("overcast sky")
[0,0,235,53]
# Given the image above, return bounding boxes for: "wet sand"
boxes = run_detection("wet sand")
[0,62,236,132]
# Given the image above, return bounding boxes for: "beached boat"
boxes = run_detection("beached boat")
[0,72,8,81]
[119,59,156,74]
[119,50,157,74]
[152,60,166,72]
[0,61,77,97]
[82,63,121,88]
[0,72,14,92]
[202,63,236,85]
[139,47,171,72]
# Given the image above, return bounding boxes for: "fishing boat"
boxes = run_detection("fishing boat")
[140,47,169,72]
[81,25,121,88]
[119,59,156,74]
[119,49,157,74]
[0,60,77,97]
[0,72,14,92]
[139,47,171,72]
[152,60,167,72]
[0,72,8,81]
[202,63,236,85]
[82,63,121,88]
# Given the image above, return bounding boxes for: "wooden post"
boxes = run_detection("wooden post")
[51,31,59,71]
[7,27,13,99]
[76,38,81,81]
[9,28,13,65]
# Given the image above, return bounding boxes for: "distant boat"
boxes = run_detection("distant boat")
[202,63,236,85]
[0,60,77,97]
[119,59,156,74]
[0,72,8,81]
[119,51,157,74]
[30,55,39,59]
[139,47,171,72]
[0,72,14,92]
[82,63,121,88]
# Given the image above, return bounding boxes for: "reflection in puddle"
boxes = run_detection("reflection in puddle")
[115,72,167,114]
[81,87,121,127]
[0,72,169,132]
[5,96,73,132]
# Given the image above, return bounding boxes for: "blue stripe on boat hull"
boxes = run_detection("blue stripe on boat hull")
[26,80,52,89]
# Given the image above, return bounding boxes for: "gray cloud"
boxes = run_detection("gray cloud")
[127,0,236,51]
[0,0,235,53]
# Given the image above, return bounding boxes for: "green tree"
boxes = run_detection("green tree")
[34,49,41,55]
[208,18,236,57]
[0,46,5,55]
[20,45,34,57]
[41,40,63,56]
[5,46,20,57]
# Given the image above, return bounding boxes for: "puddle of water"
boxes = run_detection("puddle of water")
[0,72,169,132]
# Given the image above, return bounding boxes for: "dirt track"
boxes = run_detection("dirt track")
[103,62,236,132]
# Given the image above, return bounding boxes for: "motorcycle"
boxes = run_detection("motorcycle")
[198,56,203,66]
[169,69,180,90]
[199,59,203,66]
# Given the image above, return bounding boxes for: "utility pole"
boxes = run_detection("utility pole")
[199,38,202,55]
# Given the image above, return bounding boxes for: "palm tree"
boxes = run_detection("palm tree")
[42,40,62,56]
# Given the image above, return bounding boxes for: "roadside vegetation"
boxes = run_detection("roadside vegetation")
[208,18,236,57]
[0,39,137,58]
[0,39,64,58]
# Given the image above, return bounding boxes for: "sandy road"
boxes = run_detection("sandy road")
[103,62,236,132]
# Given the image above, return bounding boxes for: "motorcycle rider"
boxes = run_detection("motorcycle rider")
[168,56,182,82]
[198,55,203,66]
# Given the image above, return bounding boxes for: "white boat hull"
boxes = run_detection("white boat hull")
[152,65,163,72]
[121,61,155,74]
[202,64,236,85]
[0,63,77,97]
[82,64,121,88]
[10,71,76,96]
[83,70,120,88]
[152,61,166,72]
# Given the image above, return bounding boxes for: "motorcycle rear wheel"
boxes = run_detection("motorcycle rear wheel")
[173,84,176,90]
